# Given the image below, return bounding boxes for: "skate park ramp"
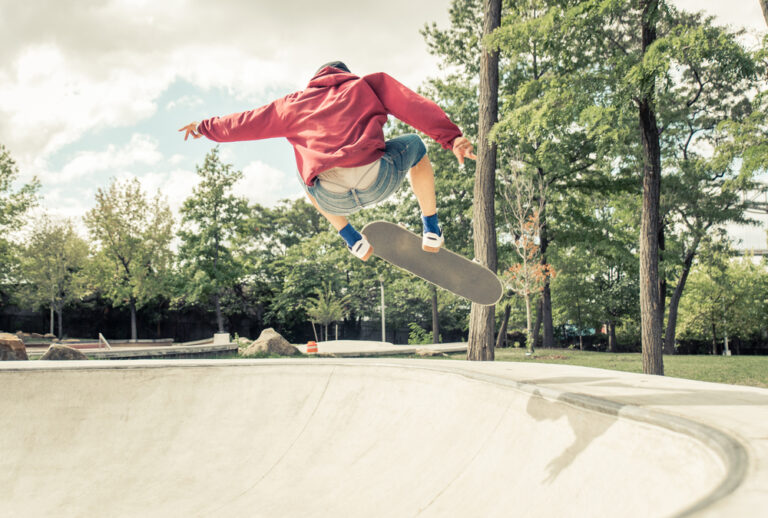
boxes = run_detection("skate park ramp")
[1,358,766,517]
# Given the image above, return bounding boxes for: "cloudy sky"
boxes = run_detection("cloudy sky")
[1,0,765,245]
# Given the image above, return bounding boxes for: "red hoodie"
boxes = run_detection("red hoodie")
[198,67,463,186]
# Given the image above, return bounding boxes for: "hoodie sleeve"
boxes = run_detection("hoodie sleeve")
[198,97,288,143]
[363,72,462,150]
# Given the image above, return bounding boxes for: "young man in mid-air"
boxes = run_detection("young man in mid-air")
[180,61,476,261]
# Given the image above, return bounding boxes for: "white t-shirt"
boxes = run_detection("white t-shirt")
[316,160,380,193]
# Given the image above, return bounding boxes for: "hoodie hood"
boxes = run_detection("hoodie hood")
[308,66,358,88]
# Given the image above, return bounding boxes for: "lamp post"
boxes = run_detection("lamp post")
[380,278,386,342]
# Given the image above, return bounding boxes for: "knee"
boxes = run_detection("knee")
[411,135,427,164]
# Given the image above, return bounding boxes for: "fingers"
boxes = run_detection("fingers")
[453,137,476,164]
[178,123,200,141]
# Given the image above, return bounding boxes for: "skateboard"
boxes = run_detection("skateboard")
[361,220,503,306]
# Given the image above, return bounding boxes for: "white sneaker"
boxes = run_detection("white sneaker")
[422,231,444,253]
[349,235,373,261]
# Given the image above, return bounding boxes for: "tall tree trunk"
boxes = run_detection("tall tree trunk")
[538,191,555,348]
[467,0,500,361]
[57,309,63,340]
[130,299,137,342]
[524,294,532,340]
[711,321,718,355]
[531,299,542,351]
[576,301,583,351]
[431,285,440,343]
[761,0,768,27]
[608,321,617,353]
[213,293,224,333]
[50,304,55,336]
[664,248,696,355]
[638,0,664,375]
[495,303,511,349]
[214,293,225,333]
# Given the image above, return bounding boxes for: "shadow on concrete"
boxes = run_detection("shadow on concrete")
[526,389,615,483]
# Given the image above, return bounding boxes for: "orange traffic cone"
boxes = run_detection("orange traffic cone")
[307,341,318,354]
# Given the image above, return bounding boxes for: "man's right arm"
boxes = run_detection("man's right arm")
[197,99,288,143]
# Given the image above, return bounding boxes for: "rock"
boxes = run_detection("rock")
[30,332,43,338]
[39,345,88,361]
[415,348,446,357]
[241,328,300,357]
[235,337,252,348]
[0,333,28,361]
[43,333,56,339]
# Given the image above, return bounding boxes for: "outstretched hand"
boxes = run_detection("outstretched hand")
[178,122,202,141]
[452,136,477,165]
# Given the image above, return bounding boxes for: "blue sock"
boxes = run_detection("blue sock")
[339,223,362,247]
[422,212,441,236]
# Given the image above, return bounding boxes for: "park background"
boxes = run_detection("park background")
[1,0,767,359]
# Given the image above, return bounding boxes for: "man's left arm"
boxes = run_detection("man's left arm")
[363,72,463,150]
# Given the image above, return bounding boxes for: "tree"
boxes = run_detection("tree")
[633,7,763,354]
[635,0,665,375]
[499,170,554,353]
[84,177,174,341]
[178,147,250,332]
[553,189,641,352]
[17,217,88,338]
[678,240,768,353]
[761,1,768,28]
[467,0,501,361]
[305,282,349,341]
[485,0,627,351]
[0,144,39,286]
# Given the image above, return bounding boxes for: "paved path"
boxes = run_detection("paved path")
[1,358,766,517]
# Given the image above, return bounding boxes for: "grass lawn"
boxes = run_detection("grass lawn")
[442,348,768,389]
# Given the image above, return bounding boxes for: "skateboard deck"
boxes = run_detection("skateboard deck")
[362,220,503,306]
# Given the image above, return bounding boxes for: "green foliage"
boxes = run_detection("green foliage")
[83,177,174,316]
[0,144,40,284]
[177,147,251,328]
[408,322,433,345]
[305,282,349,338]
[16,216,89,335]
[678,242,768,344]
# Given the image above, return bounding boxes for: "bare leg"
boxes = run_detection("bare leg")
[305,193,348,231]
[408,154,437,216]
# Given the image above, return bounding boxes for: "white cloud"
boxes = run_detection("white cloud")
[38,134,163,185]
[239,160,301,207]
[670,0,767,36]
[168,154,186,165]
[166,95,204,111]
[113,168,200,217]
[0,0,450,168]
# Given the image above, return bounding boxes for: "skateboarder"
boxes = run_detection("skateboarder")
[180,61,476,261]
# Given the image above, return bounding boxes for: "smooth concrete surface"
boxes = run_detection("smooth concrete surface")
[1,359,766,517]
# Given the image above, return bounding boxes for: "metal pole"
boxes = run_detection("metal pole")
[380,279,386,342]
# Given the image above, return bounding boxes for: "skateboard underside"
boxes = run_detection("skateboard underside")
[362,221,503,306]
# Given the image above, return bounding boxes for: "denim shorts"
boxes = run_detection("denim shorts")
[305,134,427,216]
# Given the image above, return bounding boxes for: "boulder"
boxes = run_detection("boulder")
[241,328,300,357]
[0,333,28,361]
[43,333,56,339]
[39,345,88,361]
[415,348,446,357]
[29,332,43,339]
